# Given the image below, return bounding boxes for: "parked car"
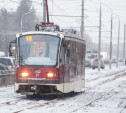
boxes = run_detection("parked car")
[92,58,105,69]
[0,57,15,72]
[111,59,117,63]
[0,63,10,74]
[84,59,91,67]
[119,58,123,62]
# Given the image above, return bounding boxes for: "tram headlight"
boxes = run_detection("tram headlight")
[47,73,56,78]
[21,72,29,77]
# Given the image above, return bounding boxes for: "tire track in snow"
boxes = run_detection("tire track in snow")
[69,71,126,112]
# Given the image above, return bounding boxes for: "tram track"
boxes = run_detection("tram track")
[0,98,23,107]
[55,87,115,113]
[86,69,126,83]
[119,104,126,113]
[13,98,59,113]
[70,91,116,113]
[12,93,79,113]
[68,70,126,113]
[86,70,126,90]
[13,70,126,113]
[0,96,58,113]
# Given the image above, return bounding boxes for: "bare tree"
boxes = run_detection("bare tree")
[16,0,37,32]
[0,0,38,56]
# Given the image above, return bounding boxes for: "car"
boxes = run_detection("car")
[111,59,117,63]
[0,63,10,74]
[92,58,105,69]
[0,57,15,72]
[84,59,91,67]
[119,58,123,62]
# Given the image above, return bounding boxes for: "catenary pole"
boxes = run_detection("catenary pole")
[116,21,120,68]
[123,24,126,65]
[98,1,102,71]
[81,0,84,40]
[43,0,46,22]
[109,15,113,69]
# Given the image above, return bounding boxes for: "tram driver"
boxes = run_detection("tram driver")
[38,47,45,57]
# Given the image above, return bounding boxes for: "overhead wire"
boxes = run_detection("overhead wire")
[85,0,125,44]
[8,0,82,24]
[52,5,81,11]
[49,15,82,18]
[50,0,82,28]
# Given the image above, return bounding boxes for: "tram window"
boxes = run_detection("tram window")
[19,34,60,66]
[66,49,70,57]
[75,42,84,75]
[64,40,75,65]
[69,42,75,64]
[59,45,65,66]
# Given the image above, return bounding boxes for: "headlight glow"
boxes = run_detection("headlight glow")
[22,73,29,77]
[47,73,56,78]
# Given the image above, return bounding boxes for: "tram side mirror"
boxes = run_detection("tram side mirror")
[9,40,16,56]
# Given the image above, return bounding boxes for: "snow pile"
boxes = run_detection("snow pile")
[0,51,5,57]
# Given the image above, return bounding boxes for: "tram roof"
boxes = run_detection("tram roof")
[16,31,85,42]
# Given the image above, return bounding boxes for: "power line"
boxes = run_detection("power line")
[49,15,82,18]
[101,1,126,20]
[51,5,81,10]
[52,1,70,15]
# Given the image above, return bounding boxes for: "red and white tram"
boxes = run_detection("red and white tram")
[9,31,86,96]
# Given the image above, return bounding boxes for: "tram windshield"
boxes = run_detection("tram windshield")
[18,34,60,66]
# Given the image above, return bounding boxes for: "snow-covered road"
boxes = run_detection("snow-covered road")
[1,65,126,113]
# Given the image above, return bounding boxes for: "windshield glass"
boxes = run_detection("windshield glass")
[0,58,11,65]
[18,34,60,66]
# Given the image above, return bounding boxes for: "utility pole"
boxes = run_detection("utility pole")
[123,24,126,66]
[109,15,113,69]
[81,0,84,40]
[116,21,120,68]
[98,1,102,71]
[43,0,46,22]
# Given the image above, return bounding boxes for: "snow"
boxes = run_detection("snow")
[25,57,56,65]
[0,51,5,57]
[0,63,126,113]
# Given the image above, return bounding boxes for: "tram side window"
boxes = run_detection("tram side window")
[59,44,65,66]
[69,41,75,64]
[64,40,69,64]
[75,42,85,75]
[64,40,75,65]
[83,44,86,61]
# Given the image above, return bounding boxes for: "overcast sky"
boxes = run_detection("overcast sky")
[0,0,126,44]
